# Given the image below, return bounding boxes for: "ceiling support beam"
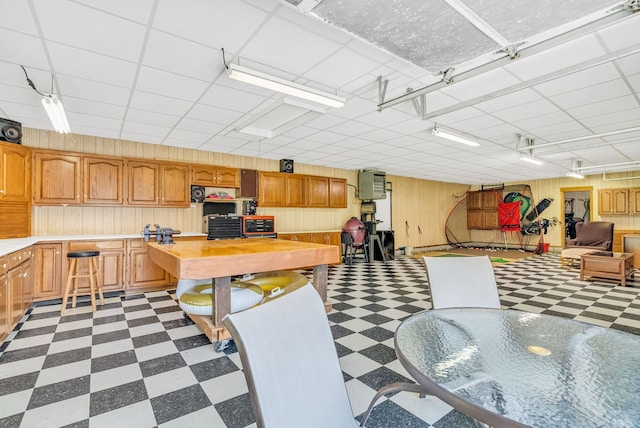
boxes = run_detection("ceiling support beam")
[377,8,638,112]
[425,43,640,121]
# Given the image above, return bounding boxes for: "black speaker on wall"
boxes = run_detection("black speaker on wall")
[280,159,294,173]
[0,118,22,144]
[191,185,205,203]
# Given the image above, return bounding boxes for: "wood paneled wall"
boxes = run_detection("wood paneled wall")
[22,128,640,250]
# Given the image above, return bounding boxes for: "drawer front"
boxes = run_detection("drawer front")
[0,255,8,274]
[9,247,32,269]
[69,240,125,251]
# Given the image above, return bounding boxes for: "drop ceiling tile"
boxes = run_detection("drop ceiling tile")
[448,115,505,133]
[550,79,632,110]
[580,108,640,128]
[143,30,220,82]
[475,88,543,113]
[433,106,485,125]
[135,66,209,101]
[440,69,521,102]
[615,52,640,76]
[34,1,147,62]
[122,121,171,138]
[163,139,205,150]
[597,13,640,52]
[0,29,49,70]
[175,118,225,136]
[184,104,244,126]
[505,34,607,81]
[359,128,402,143]
[356,108,414,128]
[303,113,347,129]
[321,119,376,137]
[628,73,640,92]
[304,47,380,89]
[241,15,342,77]
[64,97,126,119]
[56,74,131,106]
[48,42,137,87]
[567,95,639,120]
[153,0,268,51]
[1,1,37,34]
[199,84,267,113]
[532,62,621,97]
[71,126,120,140]
[510,111,574,131]
[66,112,122,131]
[74,0,155,24]
[491,99,559,123]
[166,128,212,144]
[128,91,193,117]
[126,108,180,127]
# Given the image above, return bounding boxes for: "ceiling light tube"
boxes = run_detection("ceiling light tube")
[519,154,544,165]
[578,160,640,172]
[432,126,480,147]
[566,171,584,179]
[226,63,345,109]
[41,95,71,133]
[515,127,640,151]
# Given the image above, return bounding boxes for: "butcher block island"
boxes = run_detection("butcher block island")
[146,238,340,345]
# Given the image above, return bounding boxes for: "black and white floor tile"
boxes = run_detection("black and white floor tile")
[1,253,639,427]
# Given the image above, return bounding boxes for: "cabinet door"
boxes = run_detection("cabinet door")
[21,258,33,310]
[161,164,190,207]
[33,151,81,204]
[329,178,347,208]
[99,251,125,290]
[631,188,640,214]
[0,142,30,202]
[286,174,307,207]
[191,165,217,186]
[467,191,483,209]
[258,172,286,207]
[239,169,258,198]
[308,176,329,207]
[482,191,499,209]
[34,243,63,300]
[0,274,8,342]
[83,156,124,205]
[127,161,160,206]
[613,189,629,215]
[598,190,613,215]
[9,266,23,326]
[216,167,240,188]
[128,244,171,289]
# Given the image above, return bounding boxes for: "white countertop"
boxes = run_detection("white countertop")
[0,232,207,257]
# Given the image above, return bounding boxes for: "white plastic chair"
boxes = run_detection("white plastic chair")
[422,255,501,309]
[223,283,360,428]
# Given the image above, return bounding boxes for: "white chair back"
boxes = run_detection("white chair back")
[223,283,359,428]
[422,255,501,309]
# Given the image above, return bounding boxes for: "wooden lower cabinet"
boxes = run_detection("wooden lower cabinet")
[67,240,125,294]
[34,243,63,301]
[128,239,172,291]
[279,232,341,263]
[0,271,8,343]
[5,247,33,333]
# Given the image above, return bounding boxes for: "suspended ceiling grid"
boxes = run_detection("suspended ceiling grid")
[0,0,638,184]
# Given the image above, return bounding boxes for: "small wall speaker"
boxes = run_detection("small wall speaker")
[190,185,205,203]
[280,159,294,173]
[0,118,22,144]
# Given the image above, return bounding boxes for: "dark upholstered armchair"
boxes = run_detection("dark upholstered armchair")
[565,221,614,252]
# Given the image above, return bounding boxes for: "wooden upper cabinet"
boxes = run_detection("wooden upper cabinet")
[33,151,81,205]
[83,156,124,205]
[308,176,329,207]
[0,142,30,202]
[191,165,239,188]
[127,161,160,206]
[217,166,240,188]
[329,178,347,208]
[161,164,190,207]
[258,171,286,207]
[467,190,500,230]
[285,174,308,207]
[631,188,640,214]
[598,188,629,215]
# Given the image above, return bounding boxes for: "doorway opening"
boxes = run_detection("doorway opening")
[560,186,593,248]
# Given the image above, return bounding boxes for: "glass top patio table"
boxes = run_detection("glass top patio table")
[395,308,640,428]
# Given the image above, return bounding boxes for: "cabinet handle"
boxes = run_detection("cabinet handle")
[23,272,28,278]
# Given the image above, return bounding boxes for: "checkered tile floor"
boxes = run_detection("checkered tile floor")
[1,253,640,427]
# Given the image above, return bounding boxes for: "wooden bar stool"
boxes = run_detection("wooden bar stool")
[61,251,104,314]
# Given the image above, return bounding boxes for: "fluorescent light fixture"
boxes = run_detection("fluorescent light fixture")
[519,154,544,165]
[515,126,640,151]
[226,63,345,109]
[566,171,584,179]
[41,95,71,133]
[432,126,480,147]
